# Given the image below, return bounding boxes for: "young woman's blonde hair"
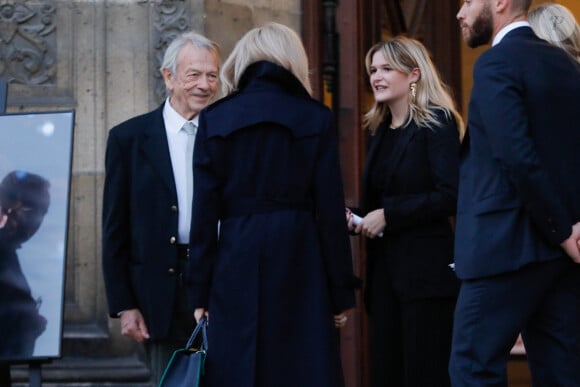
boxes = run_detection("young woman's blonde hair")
[529,3,580,62]
[363,36,464,139]
[220,22,312,96]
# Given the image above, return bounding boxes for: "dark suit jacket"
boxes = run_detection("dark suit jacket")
[455,27,580,279]
[362,109,460,304]
[102,105,186,339]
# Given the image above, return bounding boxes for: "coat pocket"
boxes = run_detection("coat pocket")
[472,192,521,215]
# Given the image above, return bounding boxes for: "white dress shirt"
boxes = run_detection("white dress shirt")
[163,99,198,244]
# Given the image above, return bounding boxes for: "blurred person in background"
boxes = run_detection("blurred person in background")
[0,170,50,359]
[529,3,580,61]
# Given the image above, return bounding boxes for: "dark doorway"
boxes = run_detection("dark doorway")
[302,1,463,386]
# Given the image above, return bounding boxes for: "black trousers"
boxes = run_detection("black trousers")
[368,261,456,387]
[449,258,580,387]
[146,251,197,385]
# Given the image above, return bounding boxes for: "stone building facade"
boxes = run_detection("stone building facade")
[1,1,301,385]
[3,0,574,385]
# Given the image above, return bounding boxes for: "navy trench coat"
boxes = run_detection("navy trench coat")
[186,61,357,387]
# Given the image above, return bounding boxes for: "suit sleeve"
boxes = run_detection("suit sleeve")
[187,111,220,308]
[473,54,572,244]
[102,129,138,317]
[313,113,357,314]
[382,114,460,232]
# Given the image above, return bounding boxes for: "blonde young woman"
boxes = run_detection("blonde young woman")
[188,22,357,387]
[529,3,580,61]
[347,36,464,387]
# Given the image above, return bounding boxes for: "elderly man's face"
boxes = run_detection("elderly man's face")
[163,44,219,121]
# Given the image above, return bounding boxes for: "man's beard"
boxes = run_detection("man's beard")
[465,3,494,48]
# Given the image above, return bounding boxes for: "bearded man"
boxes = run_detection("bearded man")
[451,0,580,385]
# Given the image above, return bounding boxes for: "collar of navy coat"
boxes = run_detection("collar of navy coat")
[493,25,534,47]
[202,61,330,139]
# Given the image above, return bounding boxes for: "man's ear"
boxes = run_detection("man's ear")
[162,68,173,93]
[0,213,7,229]
[495,0,509,13]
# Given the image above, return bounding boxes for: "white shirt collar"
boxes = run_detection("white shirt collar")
[493,21,530,46]
[162,98,199,133]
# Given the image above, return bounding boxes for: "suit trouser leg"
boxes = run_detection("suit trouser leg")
[521,260,580,387]
[146,308,197,385]
[146,341,179,385]
[147,257,197,385]
[400,297,456,387]
[368,257,404,387]
[449,258,579,387]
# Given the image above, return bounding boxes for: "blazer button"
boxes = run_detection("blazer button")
[171,205,178,212]
[169,236,176,244]
[168,268,176,274]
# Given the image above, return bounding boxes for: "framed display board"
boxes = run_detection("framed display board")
[0,110,74,362]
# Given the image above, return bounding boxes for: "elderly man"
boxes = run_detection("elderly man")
[102,31,220,383]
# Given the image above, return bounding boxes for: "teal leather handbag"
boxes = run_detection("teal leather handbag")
[159,316,208,387]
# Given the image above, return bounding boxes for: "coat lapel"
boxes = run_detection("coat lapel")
[141,107,177,195]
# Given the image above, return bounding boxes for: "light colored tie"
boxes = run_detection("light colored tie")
[182,121,196,229]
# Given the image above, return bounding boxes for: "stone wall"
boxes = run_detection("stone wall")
[2,0,300,385]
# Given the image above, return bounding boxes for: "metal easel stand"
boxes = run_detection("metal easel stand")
[0,361,44,387]
[0,363,11,386]
[28,361,43,387]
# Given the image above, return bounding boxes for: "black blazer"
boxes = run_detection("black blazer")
[102,105,186,339]
[454,27,580,279]
[362,109,460,303]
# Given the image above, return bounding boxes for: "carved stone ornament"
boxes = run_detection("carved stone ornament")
[153,1,190,104]
[0,1,57,86]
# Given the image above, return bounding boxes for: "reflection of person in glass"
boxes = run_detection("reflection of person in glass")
[0,170,50,359]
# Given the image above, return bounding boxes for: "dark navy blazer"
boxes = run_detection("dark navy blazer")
[455,27,580,279]
[102,105,187,339]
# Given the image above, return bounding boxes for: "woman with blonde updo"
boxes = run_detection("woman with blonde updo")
[529,3,580,61]
[189,22,357,387]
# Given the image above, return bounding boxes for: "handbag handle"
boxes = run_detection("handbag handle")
[185,316,208,351]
